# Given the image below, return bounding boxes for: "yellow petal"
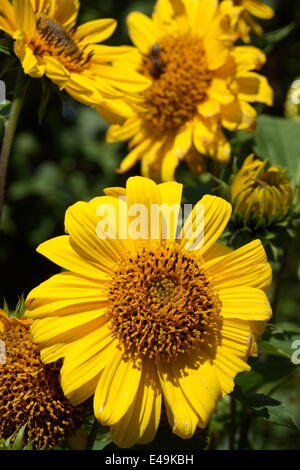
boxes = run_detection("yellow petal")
[91,44,136,61]
[157,360,199,439]
[161,146,180,182]
[126,176,162,245]
[30,308,108,345]
[202,242,233,262]
[174,353,222,427]
[111,360,162,448]
[36,235,110,280]
[213,345,251,396]
[207,78,235,105]
[219,287,272,321]
[198,99,220,118]
[65,196,134,274]
[73,18,117,45]
[94,352,142,426]
[158,181,183,240]
[54,0,79,30]
[127,12,158,54]
[103,187,127,198]
[13,0,36,39]
[40,342,70,363]
[244,0,274,19]
[237,72,273,106]
[206,239,272,290]
[18,44,45,77]
[44,55,70,86]
[232,46,266,73]
[180,195,232,253]
[182,0,217,36]
[61,326,118,405]
[0,0,16,35]
[97,99,134,125]
[27,271,108,300]
[221,99,257,131]
[91,64,150,93]
[107,117,142,143]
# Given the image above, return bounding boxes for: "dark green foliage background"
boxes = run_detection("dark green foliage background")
[0,0,299,450]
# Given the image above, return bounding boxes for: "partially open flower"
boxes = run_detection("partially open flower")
[231,154,293,226]
[285,78,300,122]
[0,0,149,123]
[0,310,84,449]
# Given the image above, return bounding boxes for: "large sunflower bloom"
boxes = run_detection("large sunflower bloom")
[231,0,274,41]
[25,176,272,448]
[0,0,149,123]
[106,0,273,181]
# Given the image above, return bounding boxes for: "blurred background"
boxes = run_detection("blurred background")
[0,0,299,450]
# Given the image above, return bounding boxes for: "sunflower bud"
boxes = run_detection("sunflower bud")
[231,154,293,226]
[285,78,300,122]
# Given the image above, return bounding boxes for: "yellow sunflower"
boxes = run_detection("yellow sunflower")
[106,0,273,181]
[231,154,293,226]
[25,176,272,448]
[0,310,84,449]
[231,0,274,41]
[0,0,149,123]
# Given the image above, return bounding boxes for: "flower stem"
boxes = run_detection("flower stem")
[229,396,237,450]
[0,73,29,220]
[271,248,289,323]
[85,418,99,450]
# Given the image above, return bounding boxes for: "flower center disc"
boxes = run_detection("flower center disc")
[140,34,212,132]
[31,15,93,71]
[108,244,221,362]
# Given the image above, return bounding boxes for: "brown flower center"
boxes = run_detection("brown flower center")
[0,321,84,449]
[107,243,221,362]
[140,34,212,132]
[31,15,93,72]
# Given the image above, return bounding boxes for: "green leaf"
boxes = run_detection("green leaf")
[254,115,300,184]
[13,294,26,319]
[258,323,300,359]
[233,389,300,433]
[236,355,297,393]
[10,424,27,450]
[264,23,296,44]
[0,38,12,56]
[3,424,33,450]
[92,432,112,450]
[2,298,10,315]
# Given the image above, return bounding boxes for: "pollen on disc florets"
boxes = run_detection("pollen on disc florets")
[31,15,94,72]
[140,34,212,132]
[107,243,222,362]
[0,322,84,449]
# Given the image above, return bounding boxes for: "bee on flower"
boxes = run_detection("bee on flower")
[106,0,273,181]
[0,0,150,123]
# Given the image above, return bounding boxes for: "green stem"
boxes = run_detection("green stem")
[85,418,99,450]
[229,396,237,450]
[0,73,29,220]
[210,160,221,195]
[271,248,289,323]
[238,407,252,450]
